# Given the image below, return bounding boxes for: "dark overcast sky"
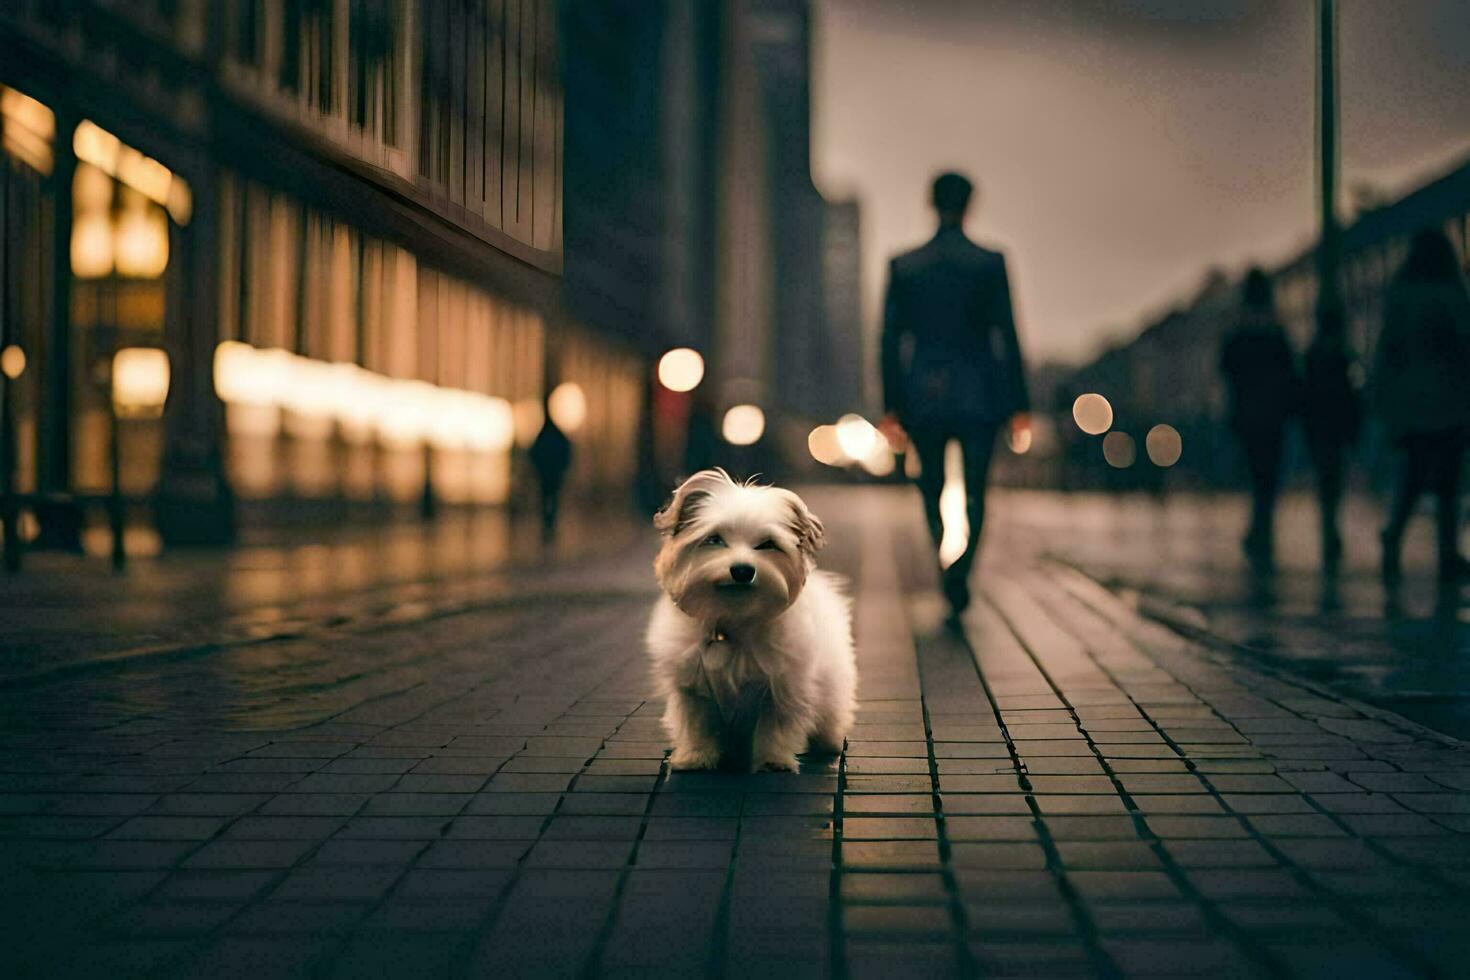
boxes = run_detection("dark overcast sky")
[812,0,1470,365]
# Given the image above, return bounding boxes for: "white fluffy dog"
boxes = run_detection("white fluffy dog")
[647,469,856,772]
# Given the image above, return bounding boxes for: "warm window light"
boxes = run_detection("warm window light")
[1146,424,1183,467]
[116,146,173,206]
[1103,431,1137,468]
[466,396,515,453]
[377,380,436,449]
[548,382,587,434]
[1,85,56,175]
[73,120,121,174]
[71,211,115,278]
[74,163,114,212]
[835,413,878,460]
[1072,393,1113,435]
[113,202,169,279]
[213,340,521,453]
[165,178,193,225]
[657,348,705,392]
[722,404,765,445]
[808,425,844,466]
[71,119,190,225]
[1,345,25,380]
[112,347,170,418]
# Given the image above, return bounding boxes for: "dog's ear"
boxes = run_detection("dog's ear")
[654,468,734,536]
[777,490,826,556]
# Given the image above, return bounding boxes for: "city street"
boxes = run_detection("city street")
[4,487,1470,978]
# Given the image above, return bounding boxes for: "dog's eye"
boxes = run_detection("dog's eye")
[702,534,725,547]
[754,539,779,551]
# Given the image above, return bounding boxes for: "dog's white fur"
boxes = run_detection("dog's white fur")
[647,469,856,772]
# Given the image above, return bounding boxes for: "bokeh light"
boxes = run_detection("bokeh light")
[1146,424,1183,467]
[512,398,545,449]
[547,382,587,434]
[1072,393,1113,435]
[657,347,705,392]
[1,345,25,380]
[722,404,765,445]
[1008,425,1033,454]
[835,413,878,460]
[111,347,170,418]
[860,442,896,477]
[808,425,844,466]
[1102,431,1137,468]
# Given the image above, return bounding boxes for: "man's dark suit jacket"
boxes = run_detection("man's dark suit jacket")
[881,226,1029,429]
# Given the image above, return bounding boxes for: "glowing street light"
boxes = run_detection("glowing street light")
[1102,431,1136,468]
[1146,424,1183,467]
[808,425,844,466]
[835,414,878,460]
[1073,393,1113,435]
[722,404,764,445]
[548,382,587,434]
[657,348,705,392]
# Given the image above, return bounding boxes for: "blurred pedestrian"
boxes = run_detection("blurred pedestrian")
[529,410,573,544]
[881,171,1030,615]
[1219,268,1299,567]
[1374,228,1470,585]
[1302,307,1362,574]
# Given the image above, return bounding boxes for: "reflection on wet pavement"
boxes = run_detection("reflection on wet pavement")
[1009,489,1470,738]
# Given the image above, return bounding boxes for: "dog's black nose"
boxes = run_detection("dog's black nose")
[729,563,756,584]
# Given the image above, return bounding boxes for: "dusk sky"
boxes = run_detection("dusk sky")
[812,0,1470,366]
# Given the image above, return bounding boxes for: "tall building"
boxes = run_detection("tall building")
[563,0,858,483]
[822,196,865,415]
[0,1,643,551]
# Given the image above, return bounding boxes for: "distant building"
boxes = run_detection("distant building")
[562,0,860,482]
[822,197,865,415]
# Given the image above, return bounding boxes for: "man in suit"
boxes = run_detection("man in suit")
[882,172,1030,614]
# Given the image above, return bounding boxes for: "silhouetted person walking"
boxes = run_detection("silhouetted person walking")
[1219,269,1298,567]
[1374,228,1470,585]
[529,412,573,544]
[1302,308,1362,574]
[882,172,1029,615]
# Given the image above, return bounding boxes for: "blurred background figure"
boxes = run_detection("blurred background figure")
[1219,268,1299,568]
[529,409,573,545]
[1375,228,1470,586]
[1302,307,1362,575]
[683,390,722,479]
[882,172,1029,616]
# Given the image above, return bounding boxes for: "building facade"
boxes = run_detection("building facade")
[0,0,643,553]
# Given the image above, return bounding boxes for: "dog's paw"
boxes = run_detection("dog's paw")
[669,747,721,771]
[756,755,799,773]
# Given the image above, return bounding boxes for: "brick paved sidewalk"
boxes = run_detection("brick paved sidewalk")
[2,487,1469,978]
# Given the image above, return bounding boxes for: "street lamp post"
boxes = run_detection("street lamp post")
[1316,0,1342,335]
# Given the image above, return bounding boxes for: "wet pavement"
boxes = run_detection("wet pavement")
[1015,490,1470,739]
[2,487,1470,977]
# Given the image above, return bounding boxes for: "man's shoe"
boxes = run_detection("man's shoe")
[943,566,971,615]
